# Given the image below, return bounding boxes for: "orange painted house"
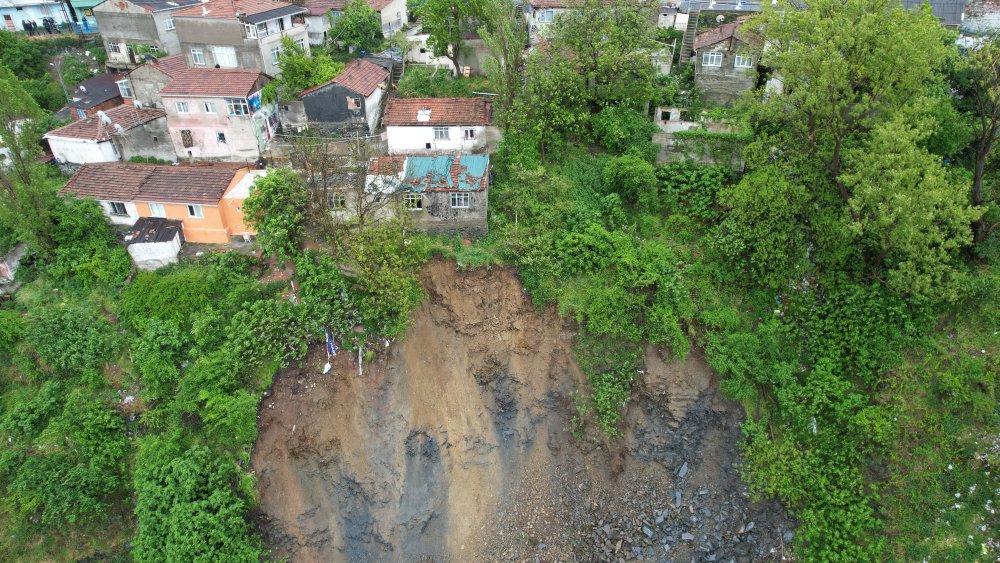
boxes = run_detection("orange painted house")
[60,162,258,243]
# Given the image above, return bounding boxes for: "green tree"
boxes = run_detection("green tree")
[412,0,484,74]
[330,0,383,52]
[478,0,527,126]
[602,153,658,210]
[263,37,345,101]
[243,168,309,262]
[510,47,588,158]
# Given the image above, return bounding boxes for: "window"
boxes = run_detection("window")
[187,204,203,218]
[116,79,133,99]
[244,23,257,38]
[216,132,226,143]
[433,127,449,140]
[107,42,122,54]
[702,51,722,67]
[734,54,753,68]
[346,96,361,109]
[76,109,87,119]
[191,48,205,65]
[449,192,470,208]
[212,46,238,68]
[109,201,127,216]
[175,101,189,113]
[164,17,174,30]
[225,97,250,115]
[295,38,305,50]
[464,128,476,140]
[404,193,423,210]
[540,9,554,22]
[270,46,281,63]
[202,101,215,113]
[330,193,347,210]
[149,202,165,217]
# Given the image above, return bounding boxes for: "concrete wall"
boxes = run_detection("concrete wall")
[1,2,67,32]
[305,13,336,45]
[48,136,119,164]
[365,86,383,133]
[694,43,756,106]
[403,33,490,75]
[301,81,384,135]
[163,95,264,160]
[127,64,172,108]
[386,124,500,155]
[278,100,307,131]
[151,11,181,53]
[94,1,164,69]
[118,116,175,162]
[376,0,405,35]
[100,199,140,225]
[410,189,488,236]
[257,25,310,76]
[128,234,181,270]
[176,17,262,70]
[135,200,230,242]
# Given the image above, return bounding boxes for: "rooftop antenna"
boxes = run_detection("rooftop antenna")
[114,123,126,134]
[79,85,87,93]
[96,110,112,125]
[134,100,144,110]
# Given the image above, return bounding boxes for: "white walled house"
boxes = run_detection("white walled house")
[302,0,343,45]
[369,0,404,36]
[159,68,275,161]
[1,0,68,33]
[384,98,500,155]
[44,104,172,169]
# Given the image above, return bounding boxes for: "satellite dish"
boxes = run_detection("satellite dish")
[114,124,126,134]
[79,85,87,93]
[97,110,112,125]
[135,100,144,110]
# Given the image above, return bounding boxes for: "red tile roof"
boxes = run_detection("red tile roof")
[368,155,405,175]
[160,68,269,97]
[302,58,388,97]
[132,53,188,78]
[172,0,296,18]
[303,0,345,15]
[529,0,610,8]
[368,0,394,10]
[44,105,167,142]
[61,163,247,205]
[383,97,492,126]
[694,21,751,50]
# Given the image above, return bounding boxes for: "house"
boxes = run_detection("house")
[283,58,389,135]
[658,5,687,30]
[159,67,276,161]
[366,154,489,235]
[44,104,172,169]
[902,0,965,27]
[121,53,187,108]
[302,0,343,45]
[60,162,256,243]
[124,216,183,269]
[66,72,127,121]
[383,97,500,155]
[369,0,404,36]
[93,0,202,72]
[693,21,757,105]
[171,0,310,77]
[1,0,69,33]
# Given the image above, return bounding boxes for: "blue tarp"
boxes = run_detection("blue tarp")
[400,155,489,192]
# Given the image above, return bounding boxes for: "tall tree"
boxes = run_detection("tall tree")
[753,0,951,202]
[411,0,484,74]
[956,37,1000,244]
[478,0,527,127]
[242,168,309,262]
[330,0,383,52]
[0,65,56,253]
[510,47,589,158]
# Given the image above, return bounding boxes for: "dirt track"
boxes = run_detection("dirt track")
[252,260,794,562]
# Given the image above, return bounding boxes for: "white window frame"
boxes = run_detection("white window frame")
[330,193,347,210]
[202,101,215,113]
[175,101,189,114]
[191,48,205,65]
[149,202,166,217]
[347,96,361,109]
[540,9,554,22]
[164,17,174,31]
[433,127,449,140]
[108,201,128,216]
[212,46,238,68]
[404,193,423,210]
[107,42,122,54]
[270,46,281,63]
[449,192,470,208]
[244,23,257,38]
[734,54,753,68]
[116,79,133,99]
[702,51,723,67]
[187,204,203,218]
[225,97,250,116]
[295,38,305,50]
[464,128,476,140]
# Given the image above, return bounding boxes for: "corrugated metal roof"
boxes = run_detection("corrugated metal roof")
[399,155,489,192]
[901,0,966,26]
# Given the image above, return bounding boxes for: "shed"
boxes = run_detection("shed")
[124,216,183,270]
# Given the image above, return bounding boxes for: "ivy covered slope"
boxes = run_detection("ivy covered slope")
[465,0,1000,560]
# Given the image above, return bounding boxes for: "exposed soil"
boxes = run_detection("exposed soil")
[252,260,794,562]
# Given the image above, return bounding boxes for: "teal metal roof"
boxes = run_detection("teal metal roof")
[400,155,489,192]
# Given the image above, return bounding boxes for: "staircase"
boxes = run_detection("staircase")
[679,2,701,65]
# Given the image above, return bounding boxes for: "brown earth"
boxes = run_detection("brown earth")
[252,260,794,562]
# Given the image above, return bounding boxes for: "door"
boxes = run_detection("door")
[3,16,14,32]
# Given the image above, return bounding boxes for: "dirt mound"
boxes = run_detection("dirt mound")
[252,260,794,562]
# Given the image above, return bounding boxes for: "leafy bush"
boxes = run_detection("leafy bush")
[27,301,114,376]
[591,106,658,155]
[120,267,217,332]
[396,65,494,98]
[602,153,658,210]
[659,162,728,222]
[46,198,131,288]
[0,309,24,355]
[229,298,313,367]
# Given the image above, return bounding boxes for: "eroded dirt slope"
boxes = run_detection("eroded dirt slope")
[252,260,793,562]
